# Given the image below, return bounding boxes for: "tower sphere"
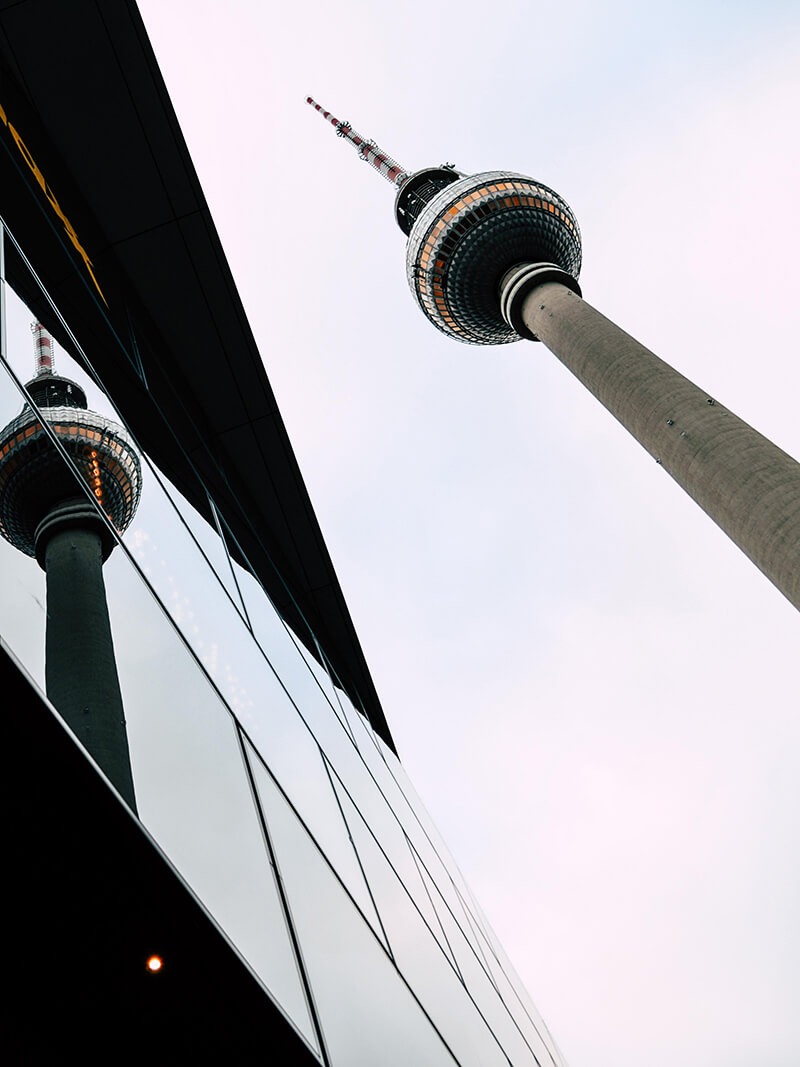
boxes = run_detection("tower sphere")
[404,172,582,345]
[305,99,582,344]
[0,371,141,563]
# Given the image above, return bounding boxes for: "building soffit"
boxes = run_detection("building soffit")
[0,0,395,750]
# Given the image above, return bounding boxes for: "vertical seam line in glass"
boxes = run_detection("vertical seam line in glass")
[207,488,253,630]
[321,747,395,960]
[0,219,7,365]
[235,722,331,1066]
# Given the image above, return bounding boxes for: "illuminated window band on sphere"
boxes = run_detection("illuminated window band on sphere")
[0,329,141,563]
[404,172,581,344]
[307,97,582,345]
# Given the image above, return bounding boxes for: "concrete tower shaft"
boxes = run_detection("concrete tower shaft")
[499,264,800,612]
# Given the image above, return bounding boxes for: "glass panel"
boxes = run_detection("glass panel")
[330,776,512,1067]
[322,685,518,1017]
[229,561,403,932]
[234,557,355,743]
[243,734,388,952]
[166,482,249,624]
[248,753,458,1067]
[335,710,500,995]
[0,328,47,686]
[0,219,6,364]
[380,742,497,961]
[104,524,320,1052]
[411,841,552,1067]
[332,772,459,971]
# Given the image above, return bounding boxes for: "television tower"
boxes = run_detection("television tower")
[308,97,800,612]
[0,325,142,809]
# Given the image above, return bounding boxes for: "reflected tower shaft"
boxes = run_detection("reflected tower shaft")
[0,325,141,808]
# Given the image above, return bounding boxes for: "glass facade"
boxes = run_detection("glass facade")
[0,213,567,1065]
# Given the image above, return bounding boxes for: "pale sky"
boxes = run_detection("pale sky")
[134,4,800,1065]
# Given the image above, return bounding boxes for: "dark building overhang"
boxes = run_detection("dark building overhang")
[0,0,395,751]
[1,639,319,1062]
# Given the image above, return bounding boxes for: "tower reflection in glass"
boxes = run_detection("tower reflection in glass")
[0,324,141,809]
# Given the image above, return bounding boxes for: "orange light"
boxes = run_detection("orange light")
[146,955,163,973]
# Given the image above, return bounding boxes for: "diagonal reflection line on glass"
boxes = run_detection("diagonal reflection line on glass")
[451,881,502,994]
[320,663,520,1007]
[125,305,148,389]
[238,723,394,947]
[314,640,492,943]
[210,499,364,745]
[325,759,485,1007]
[320,748,394,962]
[0,220,7,365]
[337,688,549,1048]
[171,470,354,743]
[244,734,464,1067]
[235,722,330,1066]
[312,626,515,977]
[407,836,464,984]
[207,489,252,630]
[328,735,559,1066]
[454,876,560,1066]
[326,761,533,1067]
[314,638,379,751]
[309,630,358,745]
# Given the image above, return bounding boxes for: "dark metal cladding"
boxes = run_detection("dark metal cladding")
[395,168,462,236]
[26,374,87,411]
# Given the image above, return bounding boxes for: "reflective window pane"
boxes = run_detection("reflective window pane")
[331,776,512,1067]
[103,543,319,1053]
[249,753,457,1066]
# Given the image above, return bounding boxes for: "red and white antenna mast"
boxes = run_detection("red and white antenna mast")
[31,322,55,377]
[306,97,409,188]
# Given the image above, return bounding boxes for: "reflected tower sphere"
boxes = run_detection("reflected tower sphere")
[0,324,141,809]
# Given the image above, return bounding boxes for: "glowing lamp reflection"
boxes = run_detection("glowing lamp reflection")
[146,955,163,973]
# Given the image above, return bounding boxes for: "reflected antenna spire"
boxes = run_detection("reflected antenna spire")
[31,322,55,377]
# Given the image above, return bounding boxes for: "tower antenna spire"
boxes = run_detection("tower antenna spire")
[31,322,55,377]
[306,96,409,188]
